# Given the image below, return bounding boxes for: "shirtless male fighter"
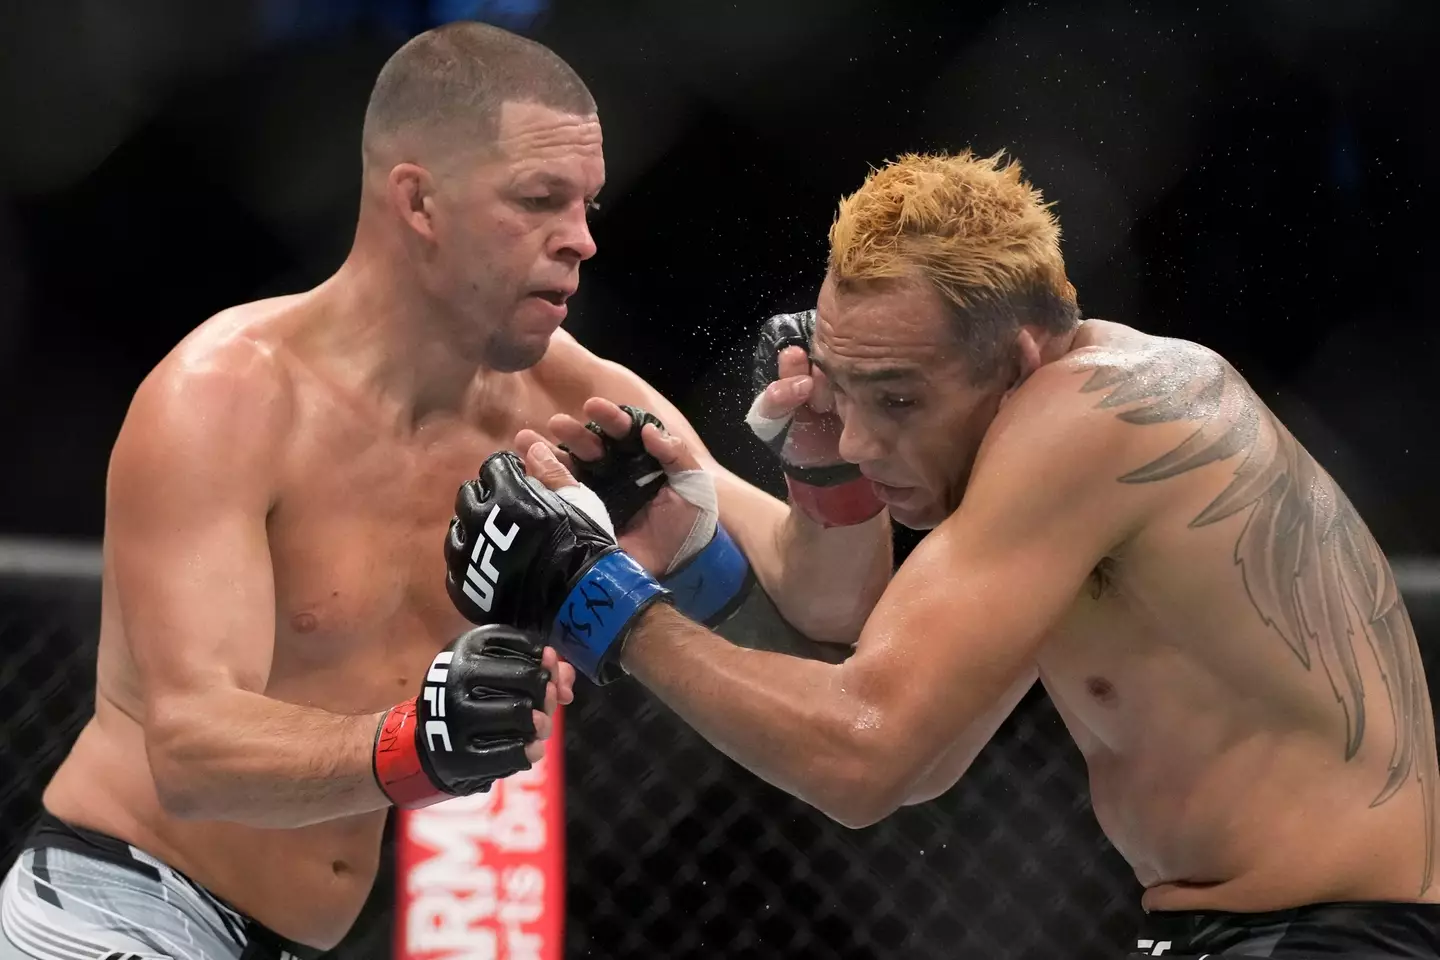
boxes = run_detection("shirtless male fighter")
[0,23,890,960]
[449,151,1440,958]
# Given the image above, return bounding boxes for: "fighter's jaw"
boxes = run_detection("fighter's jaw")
[892,474,971,530]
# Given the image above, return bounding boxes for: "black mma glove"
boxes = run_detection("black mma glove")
[563,406,755,628]
[373,624,548,809]
[444,451,672,685]
[750,310,884,527]
[564,404,668,531]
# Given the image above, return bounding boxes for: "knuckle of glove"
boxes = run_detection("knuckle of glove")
[444,517,467,567]
[477,450,528,498]
[476,623,547,662]
[456,629,547,686]
[443,661,543,732]
[475,657,550,708]
[616,405,663,451]
[569,405,668,532]
[453,477,489,523]
[457,694,536,742]
[752,310,817,394]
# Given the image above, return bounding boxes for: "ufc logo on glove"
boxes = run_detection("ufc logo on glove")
[460,505,519,613]
[445,450,674,686]
[421,651,455,752]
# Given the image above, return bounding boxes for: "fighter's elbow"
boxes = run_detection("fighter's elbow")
[147,751,208,820]
[822,798,895,831]
[818,778,905,830]
[145,700,221,820]
[813,719,911,829]
[153,779,207,820]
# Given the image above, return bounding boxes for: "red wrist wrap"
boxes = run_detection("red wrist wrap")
[374,697,450,810]
[786,474,885,528]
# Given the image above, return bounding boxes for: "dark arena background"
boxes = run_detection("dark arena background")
[1,1,1436,958]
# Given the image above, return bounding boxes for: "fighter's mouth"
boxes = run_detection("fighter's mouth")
[861,472,906,490]
[529,289,571,306]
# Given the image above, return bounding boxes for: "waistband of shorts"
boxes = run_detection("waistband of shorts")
[1141,898,1440,957]
[1145,899,1440,921]
[26,812,327,960]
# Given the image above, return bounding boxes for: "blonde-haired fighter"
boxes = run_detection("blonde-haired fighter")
[471,150,1440,959]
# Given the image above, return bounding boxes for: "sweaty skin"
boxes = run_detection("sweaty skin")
[41,89,891,948]
[43,305,887,948]
[1040,322,1436,910]
[604,314,1438,915]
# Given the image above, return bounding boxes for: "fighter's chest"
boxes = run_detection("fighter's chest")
[263,429,516,684]
[1035,562,1164,753]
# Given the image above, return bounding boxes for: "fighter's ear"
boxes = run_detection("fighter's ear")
[1003,326,1047,403]
[387,162,439,241]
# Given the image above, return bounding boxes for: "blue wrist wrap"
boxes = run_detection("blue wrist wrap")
[662,524,754,628]
[549,550,669,685]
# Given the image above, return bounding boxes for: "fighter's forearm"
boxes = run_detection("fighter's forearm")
[623,604,887,826]
[717,473,891,645]
[900,666,1038,806]
[146,688,391,828]
[770,506,891,643]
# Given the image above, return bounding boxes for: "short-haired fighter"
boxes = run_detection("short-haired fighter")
[0,23,890,960]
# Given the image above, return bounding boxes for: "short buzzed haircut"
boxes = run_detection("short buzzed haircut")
[361,21,596,165]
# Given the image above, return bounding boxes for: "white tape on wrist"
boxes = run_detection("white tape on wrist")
[555,483,617,540]
[665,469,719,575]
[745,391,792,444]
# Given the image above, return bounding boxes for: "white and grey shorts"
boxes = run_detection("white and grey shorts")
[0,814,323,960]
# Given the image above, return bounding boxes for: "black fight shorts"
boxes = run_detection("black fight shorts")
[1128,901,1440,958]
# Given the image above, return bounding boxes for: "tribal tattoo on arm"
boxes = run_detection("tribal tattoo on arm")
[1075,341,1436,894]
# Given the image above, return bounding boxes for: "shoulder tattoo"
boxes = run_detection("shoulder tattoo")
[1074,340,1436,893]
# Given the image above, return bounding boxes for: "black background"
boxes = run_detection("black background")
[0,4,1437,957]
[0,0,1434,556]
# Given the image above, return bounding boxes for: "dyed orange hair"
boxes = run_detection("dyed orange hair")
[828,151,1079,378]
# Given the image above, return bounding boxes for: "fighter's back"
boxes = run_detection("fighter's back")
[1027,320,1438,912]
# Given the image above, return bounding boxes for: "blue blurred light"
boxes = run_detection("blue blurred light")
[429,0,549,31]
[260,0,550,44]
[261,0,415,42]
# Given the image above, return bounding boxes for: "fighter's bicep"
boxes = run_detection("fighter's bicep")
[839,411,1141,773]
[107,358,289,703]
[111,500,277,698]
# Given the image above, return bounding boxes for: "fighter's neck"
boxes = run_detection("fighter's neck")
[1051,319,1096,361]
[297,262,503,430]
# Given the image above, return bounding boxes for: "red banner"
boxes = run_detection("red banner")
[395,709,565,960]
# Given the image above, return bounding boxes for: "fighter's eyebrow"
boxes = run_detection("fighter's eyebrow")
[809,356,921,383]
[518,172,575,189]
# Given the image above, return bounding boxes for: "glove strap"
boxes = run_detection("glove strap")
[549,550,671,686]
[373,698,452,810]
[663,524,754,628]
[786,474,885,528]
